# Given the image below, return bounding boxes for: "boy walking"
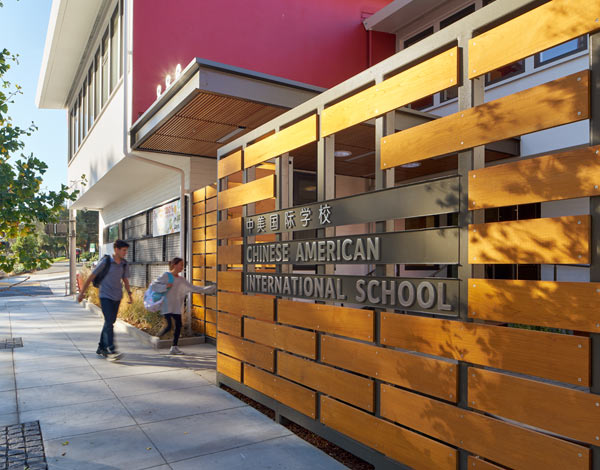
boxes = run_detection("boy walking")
[77,240,133,360]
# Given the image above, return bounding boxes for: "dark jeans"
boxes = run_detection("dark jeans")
[99,298,121,352]
[158,314,182,346]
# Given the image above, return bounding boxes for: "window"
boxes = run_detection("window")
[404,27,434,49]
[119,0,124,78]
[102,31,109,106]
[440,4,475,29]
[485,59,525,85]
[82,78,88,138]
[110,8,119,92]
[440,86,458,103]
[87,66,94,129]
[94,50,101,118]
[482,0,496,6]
[535,36,587,67]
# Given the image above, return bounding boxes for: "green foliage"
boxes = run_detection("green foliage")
[11,233,52,272]
[76,210,99,252]
[0,47,80,272]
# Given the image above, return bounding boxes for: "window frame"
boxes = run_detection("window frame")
[534,35,588,68]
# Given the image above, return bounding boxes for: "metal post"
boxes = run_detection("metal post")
[69,208,77,295]
[589,30,600,470]
[456,33,485,470]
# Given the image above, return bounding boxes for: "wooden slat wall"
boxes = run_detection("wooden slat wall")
[469,215,590,264]
[469,0,600,79]
[244,364,316,418]
[380,313,590,386]
[278,299,374,341]
[218,175,276,211]
[321,396,457,470]
[380,384,589,470]
[468,368,600,445]
[321,335,457,402]
[212,5,600,468]
[380,71,589,169]
[277,352,374,412]
[469,145,600,209]
[321,47,458,137]
[244,115,317,169]
[469,278,600,331]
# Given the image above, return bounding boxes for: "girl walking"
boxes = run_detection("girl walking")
[152,257,216,354]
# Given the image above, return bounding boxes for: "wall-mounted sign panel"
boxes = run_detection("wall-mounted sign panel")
[152,200,181,236]
[244,273,459,316]
[244,228,459,265]
[244,176,459,236]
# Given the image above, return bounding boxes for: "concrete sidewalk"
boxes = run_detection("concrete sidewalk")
[0,292,347,470]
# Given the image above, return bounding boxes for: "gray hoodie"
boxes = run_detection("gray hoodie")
[152,272,216,315]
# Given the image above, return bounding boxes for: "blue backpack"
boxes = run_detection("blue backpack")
[143,272,174,312]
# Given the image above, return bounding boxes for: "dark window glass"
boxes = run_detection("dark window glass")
[440,86,458,103]
[535,36,587,67]
[409,95,434,110]
[482,0,496,6]
[440,4,475,29]
[110,8,119,92]
[87,66,94,128]
[119,0,124,78]
[485,59,525,85]
[404,26,434,49]
[102,31,109,106]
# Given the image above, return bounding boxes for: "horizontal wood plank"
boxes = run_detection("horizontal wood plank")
[244,318,316,359]
[244,364,316,418]
[218,292,275,321]
[322,48,458,137]
[217,245,243,265]
[205,308,216,324]
[205,225,217,240]
[321,335,457,402]
[278,351,375,411]
[205,295,217,311]
[469,145,600,209]
[469,0,600,79]
[206,211,217,226]
[206,197,217,213]
[218,217,242,239]
[192,241,205,254]
[191,216,205,229]
[206,185,217,198]
[205,268,217,282]
[192,267,204,281]
[469,215,590,264]
[192,201,205,216]
[380,384,589,470]
[277,299,374,341]
[468,367,600,445]
[217,332,274,371]
[218,312,242,337]
[218,175,276,211]
[205,240,217,253]
[217,271,242,292]
[469,278,600,332]
[205,254,216,267]
[244,115,317,169]
[205,322,216,338]
[381,71,589,168]
[217,353,242,382]
[192,187,205,203]
[321,396,457,470]
[218,150,242,178]
[467,457,504,470]
[380,313,590,386]
[192,254,204,267]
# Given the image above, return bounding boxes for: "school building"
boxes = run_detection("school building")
[37,0,600,468]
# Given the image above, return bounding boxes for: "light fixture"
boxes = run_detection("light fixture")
[216,127,246,143]
[334,150,352,158]
[175,64,182,79]
[401,162,422,168]
[165,74,172,88]
[156,84,162,98]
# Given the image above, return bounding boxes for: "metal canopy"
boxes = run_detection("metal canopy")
[130,58,324,158]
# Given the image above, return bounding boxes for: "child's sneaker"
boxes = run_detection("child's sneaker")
[105,348,123,361]
[169,346,183,355]
[96,347,107,358]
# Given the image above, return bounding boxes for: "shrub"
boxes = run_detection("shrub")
[117,288,164,336]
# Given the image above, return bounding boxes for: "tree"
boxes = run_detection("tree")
[0,47,80,272]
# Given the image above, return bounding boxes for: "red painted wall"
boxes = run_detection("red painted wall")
[132,0,395,119]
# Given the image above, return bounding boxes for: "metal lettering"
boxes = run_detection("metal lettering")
[283,276,291,295]
[282,244,290,262]
[342,239,353,261]
[398,281,415,307]
[296,242,305,262]
[326,240,336,261]
[355,279,366,302]
[354,239,365,261]
[366,237,380,261]
[303,277,314,297]
[314,277,324,298]
[381,280,395,306]
[317,241,326,260]
[417,282,435,309]
[336,278,346,300]
[437,282,452,311]
[367,280,380,304]
[305,241,316,261]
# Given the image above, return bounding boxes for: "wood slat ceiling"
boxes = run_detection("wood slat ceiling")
[138,91,286,157]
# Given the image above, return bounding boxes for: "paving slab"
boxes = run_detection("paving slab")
[0,373,15,392]
[14,353,90,373]
[45,425,166,470]
[106,369,211,398]
[20,398,136,440]
[122,385,243,424]
[0,412,18,427]
[15,364,101,389]
[141,406,293,463]
[18,379,115,412]
[170,434,348,469]
[0,390,17,415]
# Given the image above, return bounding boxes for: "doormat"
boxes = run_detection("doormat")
[0,421,48,470]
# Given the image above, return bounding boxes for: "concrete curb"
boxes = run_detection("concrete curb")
[80,299,205,350]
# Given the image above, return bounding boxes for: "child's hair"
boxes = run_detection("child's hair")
[114,239,129,249]
[169,257,183,269]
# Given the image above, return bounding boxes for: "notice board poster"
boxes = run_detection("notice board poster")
[152,200,181,236]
